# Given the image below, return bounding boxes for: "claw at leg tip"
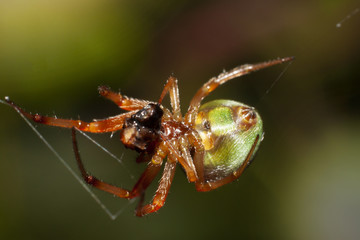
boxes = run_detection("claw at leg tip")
[282,56,295,62]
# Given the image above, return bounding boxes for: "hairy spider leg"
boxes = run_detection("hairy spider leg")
[71,128,166,199]
[4,97,135,133]
[132,75,206,215]
[5,84,156,132]
[157,76,199,182]
[185,57,295,125]
[195,135,259,191]
[179,136,197,180]
[158,76,181,119]
[187,130,205,183]
[135,159,177,216]
[98,86,151,111]
[160,135,197,182]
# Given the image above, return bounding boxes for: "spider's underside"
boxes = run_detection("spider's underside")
[5,57,293,216]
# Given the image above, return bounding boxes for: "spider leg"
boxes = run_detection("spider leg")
[5,97,134,133]
[136,159,177,217]
[72,128,165,199]
[98,86,151,111]
[160,135,197,182]
[185,57,294,124]
[158,76,181,119]
[179,136,198,180]
[187,130,205,183]
[195,135,259,192]
[136,192,146,213]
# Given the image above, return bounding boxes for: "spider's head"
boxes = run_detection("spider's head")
[120,103,163,152]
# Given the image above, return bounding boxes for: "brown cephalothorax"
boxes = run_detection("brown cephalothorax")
[120,103,163,152]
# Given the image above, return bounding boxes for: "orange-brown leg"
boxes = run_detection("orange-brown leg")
[158,76,181,119]
[179,136,198,181]
[98,86,150,111]
[160,135,197,182]
[185,57,294,125]
[195,135,259,192]
[5,97,135,133]
[135,159,177,216]
[187,130,205,183]
[72,128,166,199]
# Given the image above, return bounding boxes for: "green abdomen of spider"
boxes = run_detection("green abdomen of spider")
[195,100,263,181]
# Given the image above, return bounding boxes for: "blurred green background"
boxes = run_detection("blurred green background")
[0,0,359,239]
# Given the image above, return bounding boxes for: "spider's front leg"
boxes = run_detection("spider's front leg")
[185,57,294,125]
[158,76,181,119]
[98,86,150,111]
[5,97,134,133]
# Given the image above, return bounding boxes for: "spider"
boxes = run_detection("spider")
[5,57,293,216]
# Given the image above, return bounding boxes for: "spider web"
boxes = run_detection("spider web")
[336,8,359,28]
[257,60,294,105]
[256,6,359,106]
[0,98,136,220]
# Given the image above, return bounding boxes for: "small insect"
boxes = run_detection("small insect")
[5,57,293,216]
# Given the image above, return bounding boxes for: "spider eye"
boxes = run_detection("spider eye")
[195,100,263,181]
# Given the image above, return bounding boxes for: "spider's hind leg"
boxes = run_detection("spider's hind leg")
[135,159,176,217]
